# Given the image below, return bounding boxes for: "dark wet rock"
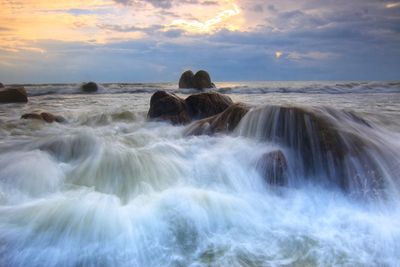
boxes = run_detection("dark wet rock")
[147,91,191,124]
[0,87,28,103]
[21,112,66,123]
[185,92,233,119]
[0,83,4,88]
[193,70,213,89]
[185,103,250,135]
[178,70,195,89]
[256,150,288,186]
[81,82,98,93]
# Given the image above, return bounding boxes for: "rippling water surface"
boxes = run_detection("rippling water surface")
[0,81,399,266]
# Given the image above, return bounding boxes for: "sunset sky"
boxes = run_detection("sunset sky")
[0,0,399,83]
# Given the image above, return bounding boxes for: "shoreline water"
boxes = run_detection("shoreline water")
[0,81,399,266]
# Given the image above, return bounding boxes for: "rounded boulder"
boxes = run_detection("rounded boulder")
[0,87,28,103]
[193,70,214,90]
[81,82,98,93]
[185,92,233,119]
[148,91,191,124]
[178,70,195,89]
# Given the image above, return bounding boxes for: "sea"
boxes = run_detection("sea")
[0,81,399,266]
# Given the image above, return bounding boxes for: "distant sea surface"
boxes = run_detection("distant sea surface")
[0,81,400,266]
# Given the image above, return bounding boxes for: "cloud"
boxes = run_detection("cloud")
[286,51,338,61]
[0,0,400,82]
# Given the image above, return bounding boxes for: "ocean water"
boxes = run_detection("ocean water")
[0,81,399,266]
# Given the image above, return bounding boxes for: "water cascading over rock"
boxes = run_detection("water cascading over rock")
[236,105,398,199]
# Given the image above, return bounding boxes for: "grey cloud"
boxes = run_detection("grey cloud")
[98,24,163,34]
[113,0,203,8]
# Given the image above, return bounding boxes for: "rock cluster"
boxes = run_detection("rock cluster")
[178,70,215,90]
[148,91,233,125]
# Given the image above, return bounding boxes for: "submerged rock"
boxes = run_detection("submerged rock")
[21,112,66,123]
[185,103,250,135]
[148,91,233,125]
[147,91,190,124]
[81,82,98,93]
[178,70,215,89]
[185,92,233,119]
[0,87,28,103]
[178,70,195,89]
[256,150,288,186]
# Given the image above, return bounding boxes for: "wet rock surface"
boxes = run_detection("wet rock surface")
[185,103,250,135]
[147,91,191,124]
[185,92,233,119]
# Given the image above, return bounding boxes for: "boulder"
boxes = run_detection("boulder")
[0,87,28,103]
[21,112,66,123]
[256,150,288,186]
[178,70,195,89]
[147,91,190,124]
[193,70,214,89]
[81,82,98,93]
[185,92,233,119]
[0,83,4,88]
[185,103,250,135]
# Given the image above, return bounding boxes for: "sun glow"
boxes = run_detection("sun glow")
[169,4,241,34]
[386,2,400,8]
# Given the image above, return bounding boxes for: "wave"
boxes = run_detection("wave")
[18,81,400,97]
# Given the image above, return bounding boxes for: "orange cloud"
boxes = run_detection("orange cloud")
[0,0,246,52]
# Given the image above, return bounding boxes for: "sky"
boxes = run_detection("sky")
[0,0,399,83]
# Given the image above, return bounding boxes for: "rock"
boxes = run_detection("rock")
[185,103,250,135]
[0,83,4,88]
[193,70,213,89]
[147,91,191,124]
[256,150,288,186]
[21,112,66,123]
[81,82,98,93]
[185,92,233,119]
[178,70,195,89]
[0,87,28,103]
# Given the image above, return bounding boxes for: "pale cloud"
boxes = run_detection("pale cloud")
[286,51,338,61]
[168,3,241,33]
